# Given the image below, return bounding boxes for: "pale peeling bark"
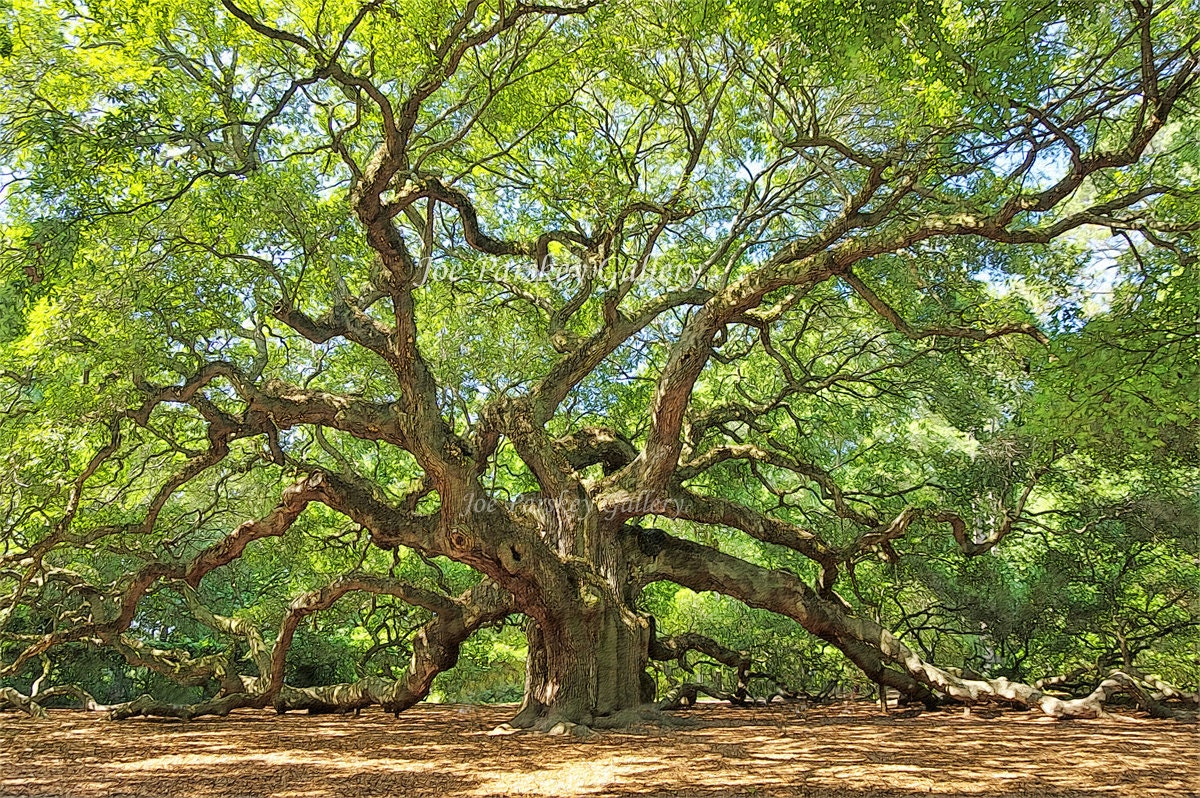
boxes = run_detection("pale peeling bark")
[0,684,116,717]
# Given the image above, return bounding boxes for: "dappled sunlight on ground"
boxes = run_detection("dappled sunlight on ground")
[1,702,1197,797]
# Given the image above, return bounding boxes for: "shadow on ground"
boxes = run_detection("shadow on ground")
[1,702,1196,797]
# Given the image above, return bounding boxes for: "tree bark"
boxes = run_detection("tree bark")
[508,584,651,731]
[644,529,1200,720]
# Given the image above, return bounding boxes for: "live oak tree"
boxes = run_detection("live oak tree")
[1,0,1199,729]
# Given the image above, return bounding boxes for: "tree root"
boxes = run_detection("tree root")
[510,717,596,738]
[489,703,700,737]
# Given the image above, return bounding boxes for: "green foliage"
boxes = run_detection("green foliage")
[431,624,528,704]
[0,0,1197,711]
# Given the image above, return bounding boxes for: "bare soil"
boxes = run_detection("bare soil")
[1,702,1197,797]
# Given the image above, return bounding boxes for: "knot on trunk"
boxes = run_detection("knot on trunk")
[447,526,474,553]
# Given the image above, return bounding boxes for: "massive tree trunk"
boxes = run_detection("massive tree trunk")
[511,598,651,731]
[491,503,654,731]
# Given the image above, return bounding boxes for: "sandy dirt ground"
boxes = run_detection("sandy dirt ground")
[1,702,1197,797]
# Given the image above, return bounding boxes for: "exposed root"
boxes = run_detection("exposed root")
[498,700,705,737]
[542,719,595,738]
[488,716,595,738]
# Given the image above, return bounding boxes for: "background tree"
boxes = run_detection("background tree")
[1,0,1198,730]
